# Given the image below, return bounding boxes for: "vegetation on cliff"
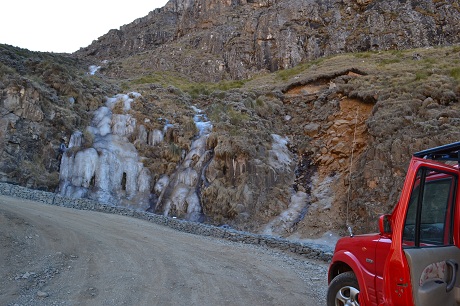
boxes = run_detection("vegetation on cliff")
[3,41,460,237]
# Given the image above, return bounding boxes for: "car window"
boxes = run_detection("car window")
[403,168,456,247]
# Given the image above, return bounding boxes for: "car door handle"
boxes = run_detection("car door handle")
[446,260,458,293]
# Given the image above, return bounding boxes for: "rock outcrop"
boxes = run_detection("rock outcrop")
[76,0,460,81]
[0,45,116,190]
[1,0,460,239]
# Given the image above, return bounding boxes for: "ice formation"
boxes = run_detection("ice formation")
[88,65,101,75]
[59,95,213,219]
[268,134,294,171]
[263,134,309,235]
[59,93,156,210]
[262,191,309,236]
[155,106,213,221]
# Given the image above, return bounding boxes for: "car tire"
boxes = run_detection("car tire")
[327,271,360,306]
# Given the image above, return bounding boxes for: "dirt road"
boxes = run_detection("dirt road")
[0,195,328,305]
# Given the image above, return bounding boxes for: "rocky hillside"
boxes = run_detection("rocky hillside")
[75,0,460,81]
[1,0,460,239]
[0,45,119,189]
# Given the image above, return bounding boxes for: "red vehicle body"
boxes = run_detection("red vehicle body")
[327,142,460,306]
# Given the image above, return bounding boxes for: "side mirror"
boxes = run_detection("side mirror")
[379,214,392,237]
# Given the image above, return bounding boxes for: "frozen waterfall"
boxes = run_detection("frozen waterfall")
[58,93,214,220]
[58,93,155,210]
[154,106,213,222]
[263,134,309,235]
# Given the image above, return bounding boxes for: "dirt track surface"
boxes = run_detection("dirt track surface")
[0,195,328,305]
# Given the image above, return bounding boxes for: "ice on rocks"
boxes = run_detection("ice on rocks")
[177,168,198,186]
[88,65,100,75]
[194,115,212,136]
[105,96,119,109]
[148,129,164,146]
[58,93,152,210]
[138,168,152,193]
[163,123,173,134]
[112,114,136,137]
[128,92,141,99]
[94,150,111,191]
[263,135,311,235]
[268,134,294,171]
[123,159,142,197]
[91,107,112,136]
[154,106,213,221]
[154,175,169,195]
[73,148,98,188]
[59,96,214,219]
[263,191,309,236]
[192,105,212,136]
[124,98,133,111]
[68,131,83,148]
[137,125,148,144]
[104,92,139,111]
[59,153,74,182]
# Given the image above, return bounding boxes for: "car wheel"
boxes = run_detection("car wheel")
[327,271,360,306]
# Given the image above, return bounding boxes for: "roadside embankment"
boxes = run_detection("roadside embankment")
[0,182,333,262]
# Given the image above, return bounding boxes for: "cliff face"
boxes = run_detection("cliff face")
[0,46,118,190]
[75,0,460,81]
[1,0,460,239]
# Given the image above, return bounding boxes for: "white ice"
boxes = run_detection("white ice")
[268,134,294,171]
[154,175,170,195]
[68,131,83,148]
[148,129,164,146]
[262,190,308,235]
[89,65,101,75]
[192,105,212,136]
[156,105,213,220]
[58,92,154,210]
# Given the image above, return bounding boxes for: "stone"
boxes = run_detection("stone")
[37,291,49,298]
[304,123,320,136]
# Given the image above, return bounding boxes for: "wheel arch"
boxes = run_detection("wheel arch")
[328,251,372,304]
[329,261,353,281]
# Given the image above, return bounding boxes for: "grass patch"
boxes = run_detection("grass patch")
[354,51,377,58]
[130,72,248,98]
[422,57,437,65]
[0,62,16,77]
[379,58,402,66]
[228,108,250,126]
[209,104,229,122]
[275,59,323,81]
[187,84,211,98]
[389,50,404,57]
[415,71,429,81]
[450,67,460,81]
[208,103,250,126]
[214,80,247,91]
[168,143,182,157]
[185,79,248,98]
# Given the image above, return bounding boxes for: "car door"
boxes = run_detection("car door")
[402,166,460,306]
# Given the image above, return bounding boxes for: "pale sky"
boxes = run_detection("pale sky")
[0,0,170,53]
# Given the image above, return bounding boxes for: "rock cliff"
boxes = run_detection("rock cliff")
[0,46,118,190]
[76,0,460,81]
[1,0,460,239]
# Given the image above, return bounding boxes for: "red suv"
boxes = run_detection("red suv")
[327,142,460,306]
